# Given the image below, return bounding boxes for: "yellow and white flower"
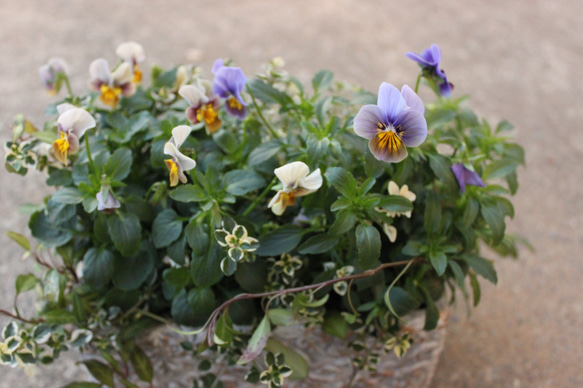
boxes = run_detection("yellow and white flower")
[89,58,135,109]
[178,81,221,135]
[52,104,96,165]
[116,41,145,84]
[268,161,322,216]
[163,125,196,187]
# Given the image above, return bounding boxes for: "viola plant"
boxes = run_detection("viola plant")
[2,42,527,387]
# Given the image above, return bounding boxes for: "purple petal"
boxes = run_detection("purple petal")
[213,66,247,101]
[439,80,452,97]
[353,105,385,140]
[405,52,431,66]
[451,163,467,193]
[464,168,486,188]
[377,83,408,123]
[393,109,427,147]
[212,58,224,74]
[225,100,248,119]
[369,132,408,163]
[401,85,424,114]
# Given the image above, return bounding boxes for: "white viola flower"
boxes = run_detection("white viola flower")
[163,125,196,187]
[89,58,135,109]
[52,104,96,165]
[116,41,145,84]
[38,57,69,94]
[268,161,322,216]
[382,223,398,243]
[178,81,222,135]
[386,181,416,218]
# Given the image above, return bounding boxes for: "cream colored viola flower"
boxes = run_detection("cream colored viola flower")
[386,181,416,218]
[89,58,135,109]
[382,223,397,243]
[116,41,145,84]
[52,104,96,165]
[179,81,221,135]
[163,125,196,187]
[268,161,322,216]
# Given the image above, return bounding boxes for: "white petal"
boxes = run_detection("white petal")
[197,79,214,100]
[164,141,179,157]
[111,62,133,85]
[57,107,96,138]
[268,191,285,216]
[179,84,207,107]
[171,125,192,148]
[300,168,323,191]
[383,224,397,243]
[116,41,145,63]
[164,142,196,171]
[274,161,309,188]
[56,103,76,115]
[388,181,400,195]
[89,58,111,83]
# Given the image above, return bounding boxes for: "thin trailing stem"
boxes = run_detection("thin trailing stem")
[245,84,280,141]
[242,178,277,217]
[0,309,44,324]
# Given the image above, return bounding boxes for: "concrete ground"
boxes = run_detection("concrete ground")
[1,0,582,387]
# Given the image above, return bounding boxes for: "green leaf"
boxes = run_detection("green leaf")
[448,260,466,290]
[2,322,18,339]
[385,287,421,317]
[329,209,357,235]
[154,67,178,88]
[324,167,357,198]
[462,197,480,226]
[31,130,58,143]
[108,211,142,257]
[15,273,38,295]
[83,248,115,289]
[224,170,267,196]
[171,289,198,326]
[41,309,77,324]
[51,187,84,204]
[248,140,281,167]
[29,210,73,247]
[5,231,31,251]
[213,129,239,154]
[169,184,207,202]
[256,225,304,256]
[480,202,506,245]
[61,383,103,388]
[429,250,447,276]
[297,234,339,254]
[238,316,271,364]
[423,192,442,235]
[428,154,458,192]
[267,309,296,326]
[214,312,234,345]
[190,241,223,289]
[483,159,519,180]
[312,69,334,92]
[469,273,481,306]
[152,209,183,248]
[322,311,348,339]
[112,241,155,290]
[221,256,237,276]
[422,289,440,330]
[401,240,423,256]
[355,224,381,269]
[81,360,114,387]
[187,288,216,321]
[495,119,514,133]
[162,267,189,289]
[265,338,309,380]
[129,345,153,383]
[377,196,413,214]
[103,147,133,181]
[247,78,292,106]
[463,255,498,284]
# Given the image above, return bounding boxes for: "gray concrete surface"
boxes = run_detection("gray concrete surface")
[1,0,582,387]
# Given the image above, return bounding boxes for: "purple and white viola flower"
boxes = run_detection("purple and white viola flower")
[406,44,452,97]
[268,161,323,216]
[212,59,248,119]
[96,181,121,212]
[89,58,136,109]
[52,104,96,165]
[451,163,486,193]
[353,83,427,163]
[116,41,145,84]
[178,82,222,134]
[163,125,196,187]
[39,58,69,95]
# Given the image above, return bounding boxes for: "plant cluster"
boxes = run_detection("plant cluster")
[2,43,526,387]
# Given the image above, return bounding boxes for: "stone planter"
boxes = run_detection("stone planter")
[105,305,449,388]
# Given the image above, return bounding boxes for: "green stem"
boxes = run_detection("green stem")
[63,75,74,97]
[245,84,280,141]
[414,74,422,94]
[140,310,171,325]
[84,133,99,178]
[242,178,277,217]
[385,259,416,323]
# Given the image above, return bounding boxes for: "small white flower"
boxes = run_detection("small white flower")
[163,125,196,187]
[268,161,323,216]
[52,104,96,165]
[116,41,145,84]
[38,57,69,94]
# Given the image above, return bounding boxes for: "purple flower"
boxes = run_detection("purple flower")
[406,44,452,97]
[212,59,248,119]
[451,163,486,193]
[353,83,427,163]
[96,190,120,212]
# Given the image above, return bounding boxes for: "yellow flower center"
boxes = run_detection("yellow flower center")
[376,130,403,153]
[165,159,179,187]
[133,65,143,84]
[52,132,70,165]
[280,191,296,208]
[100,84,122,108]
[228,97,242,110]
[197,103,219,125]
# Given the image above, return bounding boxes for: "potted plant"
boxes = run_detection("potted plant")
[1,42,526,387]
